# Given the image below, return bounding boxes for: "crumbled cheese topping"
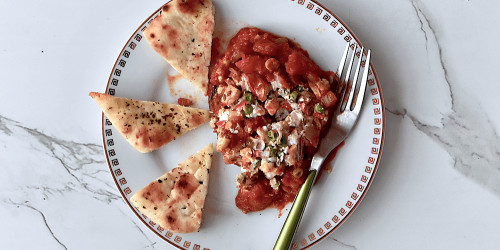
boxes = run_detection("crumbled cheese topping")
[218,109,229,121]
[247,104,264,118]
[253,138,265,151]
[288,130,299,146]
[270,178,280,190]
[287,110,303,127]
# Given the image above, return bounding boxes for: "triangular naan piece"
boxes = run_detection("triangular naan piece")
[131,143,214,233]
[89,92,209,153]
[144,0,215,94]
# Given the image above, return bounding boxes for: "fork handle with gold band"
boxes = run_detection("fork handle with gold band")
[273,169,317,250]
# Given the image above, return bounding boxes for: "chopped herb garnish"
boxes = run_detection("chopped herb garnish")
[244,92,253,103]
[244,104,253,116]
[290,91,299,101]
[278,136,287,147]
[267,131,277,141]
[266,145,276,157]
[314,103,324,113]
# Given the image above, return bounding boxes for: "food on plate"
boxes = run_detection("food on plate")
[178,97,194,107]
[208,27,338,213]
[89,92,209,153]
[130,143,213,233]
[144,0,215,94]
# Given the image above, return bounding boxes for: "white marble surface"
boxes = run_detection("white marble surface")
[1,0,500,249]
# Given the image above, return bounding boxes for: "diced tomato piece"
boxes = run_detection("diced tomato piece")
[255,84,271,102]
[320,90,337,108]
[308,80,321,98]
[252,39,280,57]
[265,98,280,115]
[234,100,248,110]
[216,120,226,127]
[243,73,271,102]
[317,78,330,94]
[285,51,317,76]
[275,71,293,90]
[280,101,292,111]
[235,55,268,75]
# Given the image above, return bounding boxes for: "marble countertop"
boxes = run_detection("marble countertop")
[1,0,500,249]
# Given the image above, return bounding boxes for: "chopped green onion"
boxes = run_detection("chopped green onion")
[314,103,324,113]
[290,91,299,101]
[266,131,277,141]
[244,92,253,103]
[278,136,287,147]
[266,145,276,157]
[244,104,253,116]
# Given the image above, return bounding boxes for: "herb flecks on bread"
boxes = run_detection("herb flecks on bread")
[130,143,214,233]
[89,92,209,153]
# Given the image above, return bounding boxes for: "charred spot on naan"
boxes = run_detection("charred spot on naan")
[143,0,214,93]
[129,144,213,233]
[140,182,167,205]
[176,0,208,15]
[172,173,200,199]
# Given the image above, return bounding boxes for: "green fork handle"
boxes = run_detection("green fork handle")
[273,169,317,250]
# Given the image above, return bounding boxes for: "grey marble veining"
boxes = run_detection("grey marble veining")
[5,199,69,250]
[402,0,500,195]
[0,114,165,249]
[1,0,500,249]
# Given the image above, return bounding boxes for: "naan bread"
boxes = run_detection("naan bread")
[130,143,213,233]
[144,0,215,94]
[89,92,209,153]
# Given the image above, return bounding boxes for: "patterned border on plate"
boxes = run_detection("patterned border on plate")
[101,9,203,250]
[100,1,384,249]
[291,1,385,249]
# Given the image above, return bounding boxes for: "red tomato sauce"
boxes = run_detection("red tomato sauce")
[208,27,339,215]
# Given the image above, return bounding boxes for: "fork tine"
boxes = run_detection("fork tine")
[339,43,356,111]
[352,49,371,114]
[345,47,364,111]
[336,42,350,79]
[343,44,357,86]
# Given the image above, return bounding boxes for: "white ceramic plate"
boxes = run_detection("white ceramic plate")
[100,0,384,249]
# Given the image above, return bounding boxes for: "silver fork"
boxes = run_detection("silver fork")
[274,43,371,250]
